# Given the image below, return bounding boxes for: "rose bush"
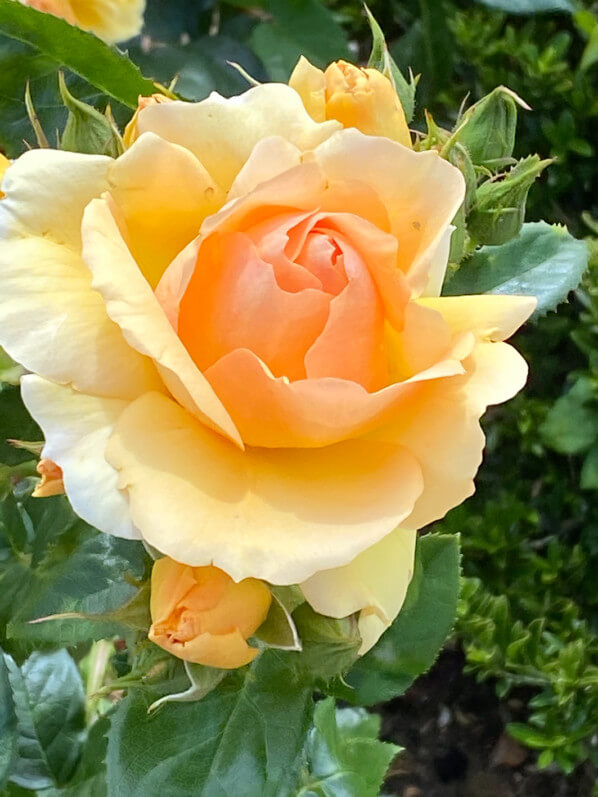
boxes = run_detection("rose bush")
[0,68,535,659]
[19,0,144,42]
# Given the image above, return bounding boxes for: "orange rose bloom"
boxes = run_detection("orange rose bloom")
[0,82,535,655]
[149,557,272,669]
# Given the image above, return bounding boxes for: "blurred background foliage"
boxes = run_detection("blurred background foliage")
[1,0,598,790]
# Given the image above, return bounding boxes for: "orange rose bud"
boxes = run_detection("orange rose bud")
[123,94,174,149]
[32,458,65,498]
[148,558,272,669]
[289,56,411,148]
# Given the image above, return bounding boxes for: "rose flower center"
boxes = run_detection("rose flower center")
[178,209,388,391]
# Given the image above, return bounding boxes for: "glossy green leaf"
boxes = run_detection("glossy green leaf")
[443,222,589,317]
[301,698,398,796]
[0,0,156,108]
[0,653,17,787]
[344,534,460,706]
[0,493,147,645]
[129,36,265,101]
[41,716,109,797]
[4,649,86,790]
[581,443,598,489]
[107,650,314,796]
[0,37,130,158]
[471,0,573,13]
[251,0,350,81]
[540,376,598,455]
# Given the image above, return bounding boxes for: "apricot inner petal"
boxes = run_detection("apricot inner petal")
[204,347,465,448]
[179,231,331,381]
[304,232,387,390]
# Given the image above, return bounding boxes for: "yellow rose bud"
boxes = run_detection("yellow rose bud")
[20,0,145,44]
[148,558,272,669]
[289,56,411,148]
[123,94,174,149]
[32,458,65,498]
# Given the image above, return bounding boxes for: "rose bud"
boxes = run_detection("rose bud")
[149,558,272,669]
[32,458,65,498]
[289,56,411,148]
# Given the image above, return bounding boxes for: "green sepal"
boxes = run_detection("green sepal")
[454,86,529,167]
[59,73,123,157]
[147,662,227,713]
[365,4,417,123]
[292,603,361,680]
[254,587,302,652]
[468,155,552,246]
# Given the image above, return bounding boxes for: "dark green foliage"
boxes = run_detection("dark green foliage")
[106,651,315,797]
[437,256,598,772]
[299,699,399,796]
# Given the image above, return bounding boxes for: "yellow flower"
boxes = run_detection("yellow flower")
[149,558,271,669]
[0,82,535,654]
[22,0,145,43]
[289,56,411,148]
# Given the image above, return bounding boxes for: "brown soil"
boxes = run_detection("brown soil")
[380,648,596,797]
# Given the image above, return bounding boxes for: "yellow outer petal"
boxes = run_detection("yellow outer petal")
[376,294,531,531]
[0,150,160,399]
[20,376,140,539]
[81,197,242,446]
[288,56,327,122]
[301,527,416,654]
[134,84,340,192]
[418,294,537,341]
[107,132,224,289]
[105,391,424,584]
